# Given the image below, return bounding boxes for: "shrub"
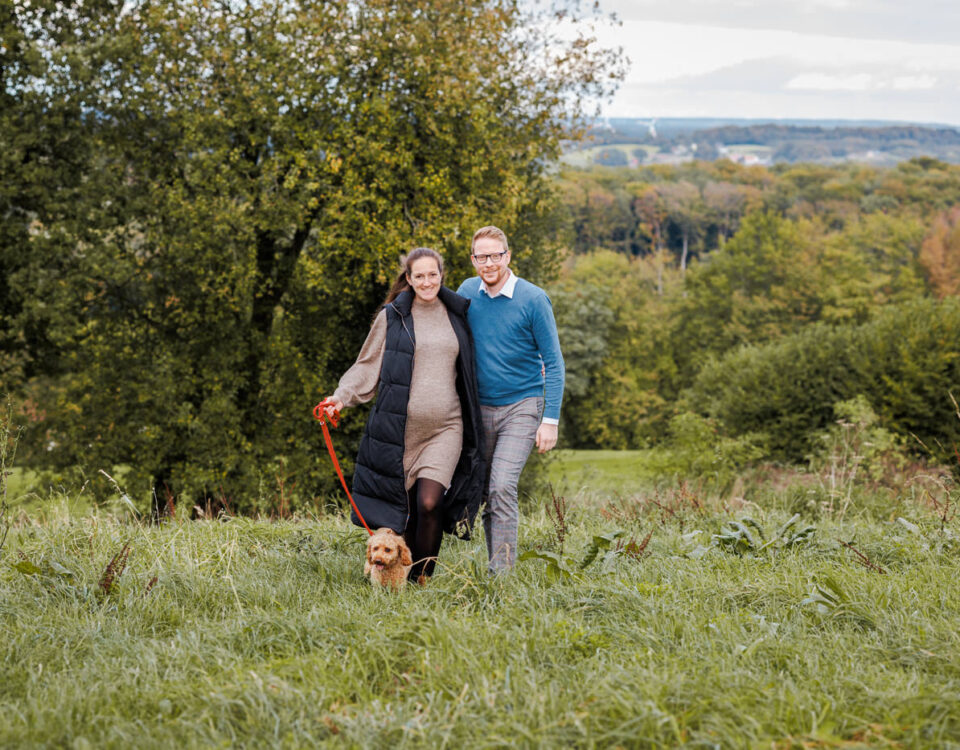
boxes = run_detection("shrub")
[807,396,908,517]
[686,297,960,464]
[646,411,766,487]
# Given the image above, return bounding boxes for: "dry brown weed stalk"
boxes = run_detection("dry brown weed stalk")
[619,529,653,560]
[143,575,158,597]
[837,538,886,574]
[546,488,568,555]
[99,542,132,594]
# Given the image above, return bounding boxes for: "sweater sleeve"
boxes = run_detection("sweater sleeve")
[531,291,565,422]
[332,309,386,408]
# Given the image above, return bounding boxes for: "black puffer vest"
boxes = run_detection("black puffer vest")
[350,287,485,539]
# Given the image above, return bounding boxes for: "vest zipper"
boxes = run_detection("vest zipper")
[390,300,414,532]
[390,301,415,347]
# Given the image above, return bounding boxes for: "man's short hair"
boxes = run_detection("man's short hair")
[471,226,509,254]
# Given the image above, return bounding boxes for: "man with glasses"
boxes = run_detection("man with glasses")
[457,226,565,572]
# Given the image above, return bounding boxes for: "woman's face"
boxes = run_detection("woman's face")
[407,256,441,303]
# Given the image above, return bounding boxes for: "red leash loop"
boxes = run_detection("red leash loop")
[313,398,373,536]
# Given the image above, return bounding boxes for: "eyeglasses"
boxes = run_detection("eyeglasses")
[472,251,506,265]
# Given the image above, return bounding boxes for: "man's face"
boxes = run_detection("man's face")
[471,236,510,288]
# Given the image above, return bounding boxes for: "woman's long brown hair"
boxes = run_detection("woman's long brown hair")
[382,247,445,306]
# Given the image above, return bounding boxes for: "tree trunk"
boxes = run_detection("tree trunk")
[235,224,312,440]
[655,223,663,295]
[151,463,181,521]
[656,250,664,296]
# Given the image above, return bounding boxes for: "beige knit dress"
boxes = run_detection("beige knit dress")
[332,297,463,490]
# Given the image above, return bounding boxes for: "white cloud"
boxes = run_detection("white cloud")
[786,73,875,91]
[605,21,960,85]
[599,0,960,45]
[587,15,960,123]
[891,75,938,90]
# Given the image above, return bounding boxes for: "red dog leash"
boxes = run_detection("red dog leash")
[313,398,373,536]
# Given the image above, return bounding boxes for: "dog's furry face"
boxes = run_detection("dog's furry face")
[364,528,412,590]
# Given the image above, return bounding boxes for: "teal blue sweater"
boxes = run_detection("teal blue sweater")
[457,275,565,421]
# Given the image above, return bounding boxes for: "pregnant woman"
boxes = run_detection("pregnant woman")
[321,248,485,583]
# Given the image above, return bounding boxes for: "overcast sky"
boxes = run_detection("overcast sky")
[591,0,960,124]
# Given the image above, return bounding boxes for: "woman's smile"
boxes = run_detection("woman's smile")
[408,256,442,302]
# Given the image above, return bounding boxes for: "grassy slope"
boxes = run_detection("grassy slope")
[546,449,657,494]
[2,487,960,748]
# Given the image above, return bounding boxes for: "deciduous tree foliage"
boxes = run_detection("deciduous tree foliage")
[673,211,824,377]
[658,181,704,272]
[549,161,957,455]
[0,1,114,388]
[5,0,622,510]
[553,251,675,449]
[919,205,960,298]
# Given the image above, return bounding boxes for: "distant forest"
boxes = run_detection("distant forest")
[573,118,960,165]
[549,158,960,467]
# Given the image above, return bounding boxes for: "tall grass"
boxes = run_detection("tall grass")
[3,481,960,748]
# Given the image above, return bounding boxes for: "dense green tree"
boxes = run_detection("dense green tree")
[8,0,622,510]
[552,251,677,449]
[556,169,638,255]
[816,212,927,322]
[672,209,929,378]
[703,181,761,247]
[543,161,956,455]
[672,211,823,376]
[629,183,668,294]
[893,158,960,213]
[0,1,121,389]
[556,160,960,269]
[659,181,706,272]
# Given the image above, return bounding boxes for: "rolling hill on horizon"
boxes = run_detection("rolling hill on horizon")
[568,117,960,167]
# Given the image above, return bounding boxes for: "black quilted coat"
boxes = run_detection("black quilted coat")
[350,287,485,539]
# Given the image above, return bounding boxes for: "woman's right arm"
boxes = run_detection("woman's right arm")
[325,309,387,413]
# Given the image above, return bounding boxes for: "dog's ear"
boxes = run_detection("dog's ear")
[365,539,374,563]
[399,542,412,567]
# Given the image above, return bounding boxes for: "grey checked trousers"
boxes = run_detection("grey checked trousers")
[480,396,543,572]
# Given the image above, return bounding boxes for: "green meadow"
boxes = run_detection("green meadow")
[3,456,960,748]
[560,143,659,167]
[547,449,657,494]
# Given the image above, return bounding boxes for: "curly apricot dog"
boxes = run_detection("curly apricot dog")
[364,528,412,590]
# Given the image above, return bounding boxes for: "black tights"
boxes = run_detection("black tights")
[405,478,445,581]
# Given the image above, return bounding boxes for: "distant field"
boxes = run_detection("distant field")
[559,141,773,169]
[560,143,659,168]
[722,143,773,155]
[3,466,119,518]
[5,466,38,504]
[546,449,656,495]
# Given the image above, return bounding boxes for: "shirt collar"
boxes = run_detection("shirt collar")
[480,270,518,299]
